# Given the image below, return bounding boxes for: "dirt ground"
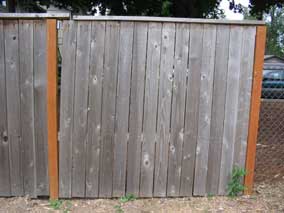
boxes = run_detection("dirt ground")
[0,181,283,212]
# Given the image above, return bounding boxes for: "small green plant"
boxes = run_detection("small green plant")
[49,199,63,210]
[114,204,124,213]
[227,166,247,197]
[119,194,136,203]
[49,199,72,212]
[63,201,72,213]
[207,193,214,200]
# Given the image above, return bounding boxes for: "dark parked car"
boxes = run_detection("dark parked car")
[262,68,284,99]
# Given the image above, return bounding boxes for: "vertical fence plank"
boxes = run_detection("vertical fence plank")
[47,19,58,199]
[99,21,120,198]
[193,24,216,196]
[140,22,162,197]
[218,26,243,195]
[234,27,256,169]
[167,23,189,197]
[85,21,105,198]
[19,20,36,197]
[4,20,24,196]
[180,24,203,196]
[71,21,91,197]
[244,26,266,194]
[59,21,77,198]
[154,23,175,197]
[0,20,11,197]
[206,25,230,195]
[113,21,134,197]
[34,20,49,196]
[126,22,148,196]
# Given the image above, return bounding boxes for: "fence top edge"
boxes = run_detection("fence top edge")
[0,13,70,19]
[72,15,265,25]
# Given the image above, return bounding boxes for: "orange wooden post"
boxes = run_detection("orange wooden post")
[244,26,266,195]
[47,19,59,199]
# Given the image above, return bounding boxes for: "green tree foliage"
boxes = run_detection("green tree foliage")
[6,0,225,17]
[243,4,284,58]
[264,6,284,57]
[229,0,284,20]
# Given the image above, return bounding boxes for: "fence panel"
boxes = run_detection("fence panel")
[59,18,259,198]
[0,19,49,197]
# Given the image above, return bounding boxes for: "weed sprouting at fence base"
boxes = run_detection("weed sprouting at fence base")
[227,166,247,197]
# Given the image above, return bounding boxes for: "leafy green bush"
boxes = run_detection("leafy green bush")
[227,166,247,197]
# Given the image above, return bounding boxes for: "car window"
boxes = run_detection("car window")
[264,71,284,80]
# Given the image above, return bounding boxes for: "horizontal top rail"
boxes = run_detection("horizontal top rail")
[0,13,265,25]
[0,13,70,19]
[73,15,265,25]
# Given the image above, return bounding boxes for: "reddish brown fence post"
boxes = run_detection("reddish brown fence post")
[47,19,59,200]
[244,26,267,195]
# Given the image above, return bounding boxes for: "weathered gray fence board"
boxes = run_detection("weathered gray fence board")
[19,20,36,197]
[193,25,217,196]
[113,22,134,197]
[59,21,77,198]
[71,22,91,197]
[233,27,256,168]
[126,22,148,196]
[180,24,203,196]
[140,22,162,197]
[4,20,24,196]
[206,25,230,195]
[85,21,105,198]
[57,20,257,198]
[99,21,120,198]
[154,23,175,197]
[0,19,49,198]
[33,20,49,196]
[0,20,11,197]
[219,26,243,195]
[167,23,189,197]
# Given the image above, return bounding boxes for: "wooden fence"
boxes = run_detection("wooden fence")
[59,17,265,198]
[0,19,49,197]
[0,14,266,199]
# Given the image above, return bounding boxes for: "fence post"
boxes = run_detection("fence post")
[244,26,266,195]
[47,19,59,199]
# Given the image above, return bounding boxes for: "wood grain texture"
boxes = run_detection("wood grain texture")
[206,25,230,195]
[218,26,243,195]
[99,21,120,198]
[193,24,216,196]
[4,20,24,196]
[112,21,134,197]
[0,20,11,197]
[59,20,77,198]
[34,20,49,196]
[154,23,175,197]
[56,21,259,198]
[85,21,105,198]
[140,22,162,197]
[19,20,36,197]
[73,16,265,25]
[71,21,91,197]
[47,19,58,199]
[180,24,203,196]
[126,22,148,196]
[234,27,256,169]
[244,26,266,195]
[167,23,189,197]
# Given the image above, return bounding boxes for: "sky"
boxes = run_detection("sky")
[220,0,249,20]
